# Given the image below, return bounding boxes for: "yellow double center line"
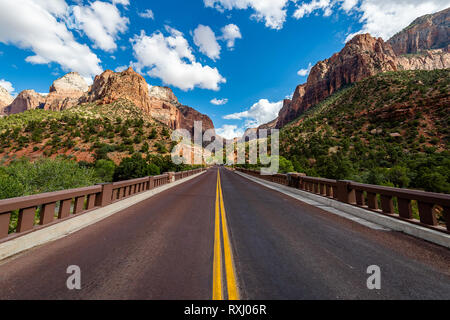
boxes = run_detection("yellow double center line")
[213,169,240,300]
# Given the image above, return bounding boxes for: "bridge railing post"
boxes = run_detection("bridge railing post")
[96,183,113,207]
[149,176,155,189]
[337,180,356,204]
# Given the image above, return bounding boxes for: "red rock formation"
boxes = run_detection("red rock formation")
[388,7,449,55]
[81,67,151,112]
[80,67,215,134]
[4,90,45,115]
[276,84,307,128]
[44,72,89,111]
[270,9,450,130]
[274,34,398,128]
[177,105,215,135]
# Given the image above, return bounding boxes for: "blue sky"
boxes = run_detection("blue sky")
[0,0,448,138]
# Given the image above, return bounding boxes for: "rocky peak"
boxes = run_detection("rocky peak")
[81,67,152,113]
[44,72,89,111]
[388,7,449,55]
[0,85,14,115]
[274,33,398,128]
[50,72,89,93]
[148,85,178,105]
[4,90,45,115]
[80,67,215,134]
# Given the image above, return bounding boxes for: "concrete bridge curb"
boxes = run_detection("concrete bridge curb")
[234,170,450,249]
[0,171,206,262]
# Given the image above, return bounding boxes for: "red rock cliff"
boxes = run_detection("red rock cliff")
[388,7,449,55]
[275,34,398,128]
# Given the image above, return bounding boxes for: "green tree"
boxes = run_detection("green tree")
[94,159,116,182]
[113,154,151,181]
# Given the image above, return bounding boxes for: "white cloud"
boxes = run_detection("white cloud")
[69,1,129,52]
[0,79,14,93]
[115,65,129,72]
[224,98,283,128]
[345,0,450,41]
[292,0,450,41]
[138,9,154,19]
[216,124,245,139]
[193,25,221,61]
[220,24,242,49]
[341,0,359,12]
[131,27,226,91]
[0,0,102,78]
[112,0,129,6]
[293,0,332,19]
[211,98,229,105]
[297,62,312,76]
[204,0,292,30]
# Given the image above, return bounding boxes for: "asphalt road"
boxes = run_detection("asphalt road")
[0,167,449,300]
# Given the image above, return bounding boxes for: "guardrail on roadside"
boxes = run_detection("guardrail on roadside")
[235,168,450,233]
[0,168,206,241]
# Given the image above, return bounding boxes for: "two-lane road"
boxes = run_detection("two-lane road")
[0,167,449,299]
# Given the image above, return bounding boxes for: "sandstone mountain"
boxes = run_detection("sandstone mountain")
[275,33,399,129]
[256,8,449,131]
[44,72,89,111]
[388,7,449,55]
[4,90,45,115]
[0,86,13,115]
[3,67,215,134]
[81,67,214,134]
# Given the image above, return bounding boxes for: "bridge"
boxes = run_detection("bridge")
[0,167,449,299]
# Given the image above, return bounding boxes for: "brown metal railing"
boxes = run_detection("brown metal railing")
[0,168,205,241]
[236,168,450,233]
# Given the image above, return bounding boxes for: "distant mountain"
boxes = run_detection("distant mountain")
[254,7,449,132]
[3,67,215,135]
[3,90,46,115]
[388,7,449,55]
[0,67,214,164]
[280,69,450,193]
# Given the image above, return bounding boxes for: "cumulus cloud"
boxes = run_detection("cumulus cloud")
[224,99,283,128]
[220,24,242,49]
[211,98,229,105]
[216,124,245,139]
[131,27,226,91]
[69,1,129,52]
[297,62,312,76]
[292,0,450,41]
[193,25,221,61]
[293,0,332,19]
[115,65,129,72]
[345,0,450,41]
[112,0,129,5]
[0,0,102,78]
[204,0,291,30]
[138,9,154,19]
[0,79,14,93]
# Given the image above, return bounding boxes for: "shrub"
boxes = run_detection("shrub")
[113,154,151,181]
[0,158,99,200]
[94,159,116,182]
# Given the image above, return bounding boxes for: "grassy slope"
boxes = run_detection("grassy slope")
[0,99,174,165]
[280,69,450,193]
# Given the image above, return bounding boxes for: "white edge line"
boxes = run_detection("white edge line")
[234,171,450,249]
